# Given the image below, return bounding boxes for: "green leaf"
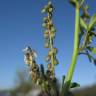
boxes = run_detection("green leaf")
[86,51,93,62]
[80,18,88,30]
[87,47,96,54]
[93,59,96,66]
[90,47,96,54]
[88,14,96,31]
[90,31,96,37]
[62,75,65,89]
[70,82,80,88]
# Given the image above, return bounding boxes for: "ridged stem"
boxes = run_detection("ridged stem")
[62,4,80,96]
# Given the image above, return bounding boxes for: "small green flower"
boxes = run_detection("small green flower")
[48,50,53,55]
[45,55,51,62]
[23,46,37,65]
[50,32,55,38]
[51,27,56,33]
[52,47,58,54]
[47,63,52,70]
[45,43,49,48]
[42,23,47,28]
[44,31,49,39]
[54,59,59,65]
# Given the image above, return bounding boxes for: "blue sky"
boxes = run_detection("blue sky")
[0,0,96,89]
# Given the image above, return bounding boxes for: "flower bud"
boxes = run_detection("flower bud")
[25,60,32,65]
[45,43,49,48]
[48,1,52,6]
[44,32,49,39]
[49,20,53,26]
[54,59,59,65]
[41,9,46,13]
[37,79,42,85]
[33,64,39,72]
[48,8,53,13]
[47,63,52,70]
[45,55,51,62]
[41,5,48,13]
[48,50,53,56]
[50,32,55,38]
[51,27,56,32]
[52,47,58,54]
[42,23,47,27]
[43,17,49,23]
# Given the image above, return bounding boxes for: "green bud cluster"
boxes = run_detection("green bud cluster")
[23,2,59,93]
[23,46,43,86]
[41,1,59,94]
[42,1,59,77]
[41,1,53,13]
[23,47,58,94]
[29,61,41,85]
[70,1,96,66]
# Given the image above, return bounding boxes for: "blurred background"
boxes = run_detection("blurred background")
[0,0,96,96]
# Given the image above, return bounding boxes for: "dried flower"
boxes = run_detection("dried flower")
[23,46,37,65]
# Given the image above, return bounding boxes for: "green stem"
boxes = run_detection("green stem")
[62,5,80,96]
[48,13,55,74]
[49,29,55,72]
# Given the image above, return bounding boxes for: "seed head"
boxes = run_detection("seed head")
[23,46,37,65]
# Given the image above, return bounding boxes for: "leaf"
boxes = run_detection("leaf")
[80,18,88,30]
[87,47,96,54]
[70,82,80,88]
[88,14,96,31]
[87,52,93,62]
[90,48,96,54]
[90,31,96,37]
[93,59,96,66]
[61,75,65,89]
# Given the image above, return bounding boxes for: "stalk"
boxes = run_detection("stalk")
[62,4,80,96]
[48,13,55,73]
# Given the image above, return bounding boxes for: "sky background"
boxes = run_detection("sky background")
[0,0,96,90]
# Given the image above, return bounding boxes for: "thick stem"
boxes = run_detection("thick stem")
[62,5,80,96]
